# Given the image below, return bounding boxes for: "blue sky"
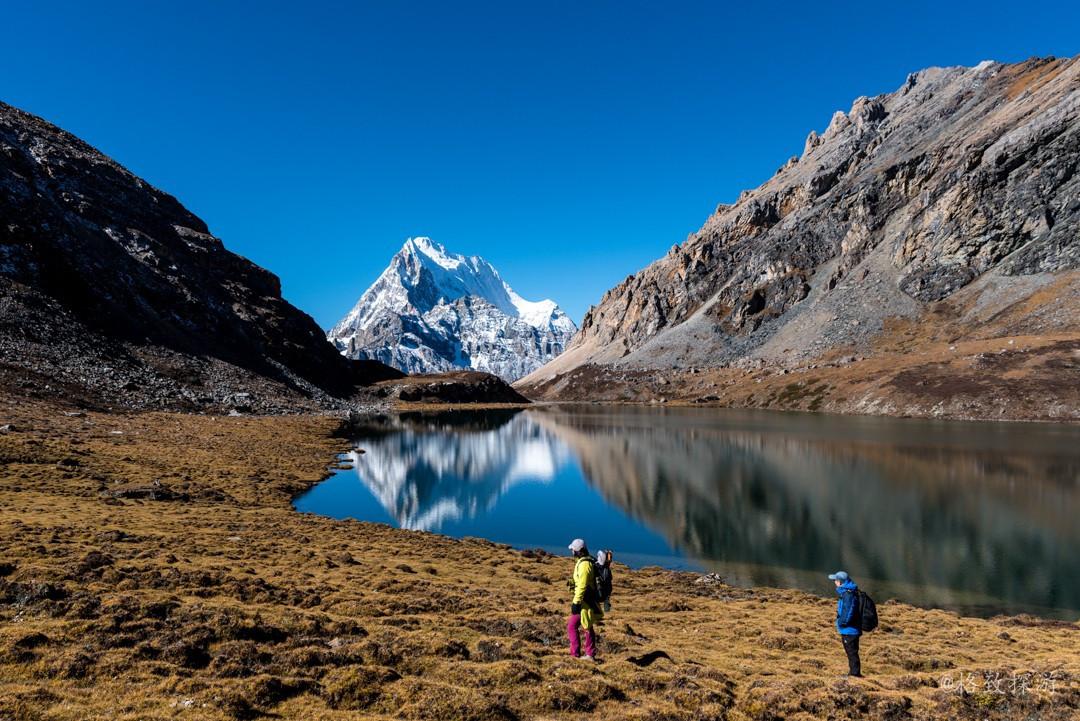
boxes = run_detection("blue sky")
[4,1,1077,327]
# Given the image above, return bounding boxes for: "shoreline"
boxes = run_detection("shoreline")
[513,398,1080,426]
[1,397,1077,720]
[516,333,1080,424]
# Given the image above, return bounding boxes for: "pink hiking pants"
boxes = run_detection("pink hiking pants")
[567,613,596,657]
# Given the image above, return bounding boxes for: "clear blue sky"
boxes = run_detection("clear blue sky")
[4,2,1077,328]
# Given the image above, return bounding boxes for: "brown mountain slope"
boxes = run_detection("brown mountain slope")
[517,57,1080,420]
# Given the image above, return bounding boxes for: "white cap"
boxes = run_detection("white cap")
[596,550,607,565]
[568,538,586,552]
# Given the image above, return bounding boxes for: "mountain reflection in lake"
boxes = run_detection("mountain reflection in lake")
[294,406,1080,618]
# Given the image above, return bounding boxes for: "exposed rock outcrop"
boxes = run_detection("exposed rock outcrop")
[370,371,530,405]
[518,57,1080,418]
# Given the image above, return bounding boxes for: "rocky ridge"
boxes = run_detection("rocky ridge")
[0,100,406,412]
[518,56,1080,418]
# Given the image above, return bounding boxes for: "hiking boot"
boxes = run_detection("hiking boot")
[577,654,595,662]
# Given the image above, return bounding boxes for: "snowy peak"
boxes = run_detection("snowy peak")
[388,237,573,334]
[507,292,568,332]
[401,236,475,272]
[328,237,577,381]
[394,237,515,317]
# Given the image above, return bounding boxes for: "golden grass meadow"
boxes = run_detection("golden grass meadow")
[0,397,1077,720]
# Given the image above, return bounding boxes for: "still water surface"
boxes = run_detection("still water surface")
[294,406,1080,619]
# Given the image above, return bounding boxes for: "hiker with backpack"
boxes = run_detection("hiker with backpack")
[829,570,877,677]
[566,538,603,661]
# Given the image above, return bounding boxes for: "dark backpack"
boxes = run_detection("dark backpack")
[595,564,613,603]
[859,591,878,632]
[571,557,613,609]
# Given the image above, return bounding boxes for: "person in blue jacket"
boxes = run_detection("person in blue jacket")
[829,570,862,677]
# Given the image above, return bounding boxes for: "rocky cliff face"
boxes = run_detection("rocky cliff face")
[330,238,576,381]
[518,57,1080,418]
[0,101,398,411]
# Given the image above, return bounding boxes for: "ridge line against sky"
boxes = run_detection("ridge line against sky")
[3,1,1078,328]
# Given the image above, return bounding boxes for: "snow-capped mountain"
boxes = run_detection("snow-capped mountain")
[328,237,577,380]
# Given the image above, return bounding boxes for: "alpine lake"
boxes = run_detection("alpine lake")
[294,405,1080,620]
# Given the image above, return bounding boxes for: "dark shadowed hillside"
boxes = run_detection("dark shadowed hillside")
[0,101,404,411]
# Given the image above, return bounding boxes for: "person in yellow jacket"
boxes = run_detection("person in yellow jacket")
[566,538,602,660]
